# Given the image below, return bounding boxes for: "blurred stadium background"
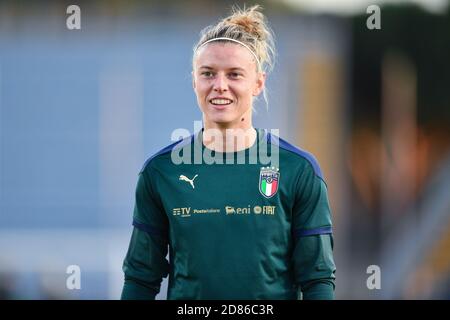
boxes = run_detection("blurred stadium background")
[0,0,449,299]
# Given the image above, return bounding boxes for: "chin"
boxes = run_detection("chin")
[211,119,234,125]
[206,113,234,123]
[207,117,239,127]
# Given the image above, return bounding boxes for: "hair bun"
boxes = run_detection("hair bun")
[225,5,265,40]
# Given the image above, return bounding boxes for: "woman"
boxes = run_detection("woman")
[121,5,336,300]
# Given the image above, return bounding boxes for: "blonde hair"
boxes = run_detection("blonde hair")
[192,5,276,109]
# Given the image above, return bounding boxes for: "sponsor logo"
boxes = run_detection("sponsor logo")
[260,205,276,215]
[173,207,220,217]
[225,205,276,216]
[173,206,275,217]
[173,207,191,217]
[225,205,251,215]
[179,174,198,189]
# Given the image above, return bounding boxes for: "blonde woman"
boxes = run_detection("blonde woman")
[121,5,336,300]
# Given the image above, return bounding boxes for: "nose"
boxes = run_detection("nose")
[213,73,228,93]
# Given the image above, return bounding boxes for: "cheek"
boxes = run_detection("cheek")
[195,81,210,97]
[236,85,254,101]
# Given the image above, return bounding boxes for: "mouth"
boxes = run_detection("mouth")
[209,98,234,109]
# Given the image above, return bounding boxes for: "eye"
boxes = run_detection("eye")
[201,71,213,78]
[229,72,242,79]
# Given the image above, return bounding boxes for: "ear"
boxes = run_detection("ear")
[252,72,266,96]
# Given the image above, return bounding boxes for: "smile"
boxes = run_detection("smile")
[210,98,233,105]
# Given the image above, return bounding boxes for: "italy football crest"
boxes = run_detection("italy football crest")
[259,166,280,198]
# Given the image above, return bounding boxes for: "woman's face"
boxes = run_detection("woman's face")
[193,42,265,129]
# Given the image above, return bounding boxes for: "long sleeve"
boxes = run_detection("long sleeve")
[294,234,335,300]
[291,161,336,300]
[121,168,170,300]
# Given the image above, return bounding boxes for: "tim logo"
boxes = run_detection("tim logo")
[173,207,191,217]
[259,167,280,198]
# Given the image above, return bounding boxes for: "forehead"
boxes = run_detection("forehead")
[194,42,256,70]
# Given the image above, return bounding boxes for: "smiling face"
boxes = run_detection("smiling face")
[192,42,265,130]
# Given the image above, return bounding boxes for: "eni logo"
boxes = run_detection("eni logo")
[225,206,236,215]
[225,206,251,215]
[179,174,198,189]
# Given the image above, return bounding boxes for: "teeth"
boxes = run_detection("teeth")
[211,99,232,105]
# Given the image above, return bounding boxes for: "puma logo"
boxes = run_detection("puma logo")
[179,174,198,189]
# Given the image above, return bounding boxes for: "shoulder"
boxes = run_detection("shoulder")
[265,130,324,180]
[139,134,194,174]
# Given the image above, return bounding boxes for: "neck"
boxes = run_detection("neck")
[202,114,257,153]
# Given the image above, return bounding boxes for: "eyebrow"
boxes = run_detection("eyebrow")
[199,66,246,72]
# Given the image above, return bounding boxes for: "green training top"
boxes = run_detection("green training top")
[121,128,336,300]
